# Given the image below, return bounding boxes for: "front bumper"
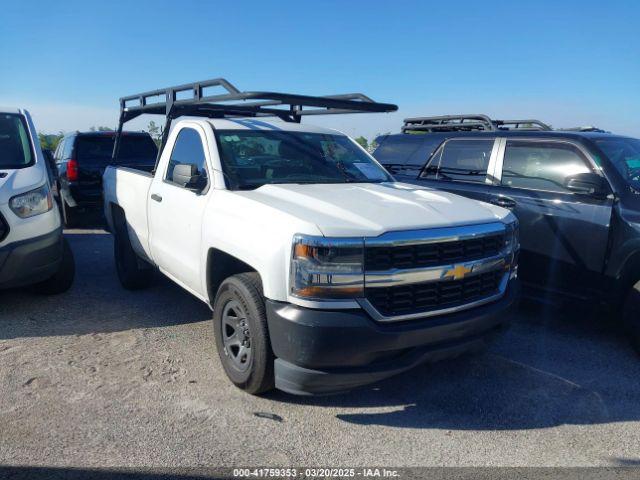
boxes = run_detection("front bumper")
[0,228,63,289]
[266,279,520,395]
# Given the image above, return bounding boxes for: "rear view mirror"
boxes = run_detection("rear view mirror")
[172,163,204,191]
[565,172,608,197]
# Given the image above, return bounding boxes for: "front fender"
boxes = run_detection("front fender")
[200,191,321,303]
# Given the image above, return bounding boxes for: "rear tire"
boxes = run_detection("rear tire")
[623,280,640,354]
[113,219,153,290]
[213,272,274,395]
[34,237,75,294]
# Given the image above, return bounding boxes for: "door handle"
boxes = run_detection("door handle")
[490,196,516,209]
[151,193,163,203]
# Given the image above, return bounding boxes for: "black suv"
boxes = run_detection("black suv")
[373,114,640,350]
[53,131,157,227]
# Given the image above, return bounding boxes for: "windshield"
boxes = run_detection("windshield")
[595,137,640,190]
[215,130,393,190]
[0,113,34,169]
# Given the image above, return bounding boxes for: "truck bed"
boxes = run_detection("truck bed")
[102,165,154,262]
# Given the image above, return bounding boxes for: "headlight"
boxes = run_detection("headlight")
[290,234,364,300]
[504,220,519,279]
[9,184,53,218]
[504,219,520,253]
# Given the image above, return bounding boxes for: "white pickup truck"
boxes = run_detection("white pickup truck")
[103,79,520,395]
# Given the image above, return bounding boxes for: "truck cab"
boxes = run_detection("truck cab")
[0,108,75,293]
[103,80,520,395]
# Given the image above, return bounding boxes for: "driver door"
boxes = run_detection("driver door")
[148,124,211,296]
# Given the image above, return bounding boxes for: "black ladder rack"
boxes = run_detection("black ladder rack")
[113,77,397,165]
[402,114,551,133]
[118,77,397,123]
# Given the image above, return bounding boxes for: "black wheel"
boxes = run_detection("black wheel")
[113,220,153,290]
[34,237,75,294]
[61,200,78,229]
[213,272,274,394]
[623,280,640,354]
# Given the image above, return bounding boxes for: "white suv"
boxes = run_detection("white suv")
[0,108,74,293]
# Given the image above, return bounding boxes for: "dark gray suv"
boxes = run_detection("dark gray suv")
[373,114,640,351]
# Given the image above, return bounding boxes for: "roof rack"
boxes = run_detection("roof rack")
[402,114,551,133]
[558,126,609,133]
[403,114,496,132]
[493,119,552,131]
[113,77,397,166]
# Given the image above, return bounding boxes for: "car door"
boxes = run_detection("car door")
[411,137,499,203]
[488,138,614,297]
[147,124,211,296]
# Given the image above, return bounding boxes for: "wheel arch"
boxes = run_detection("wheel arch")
[206,248,263,304]
[618,250,640,291]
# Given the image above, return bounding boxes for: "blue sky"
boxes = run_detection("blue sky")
[1,0,639,139]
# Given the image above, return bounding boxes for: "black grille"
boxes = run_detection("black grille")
[365,270,504,317]
[365,234,504,271]
[0,213,7,242]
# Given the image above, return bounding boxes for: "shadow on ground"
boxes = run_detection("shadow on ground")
[2,232,640,432]
[0,232,211,339]
[268,303,640,431]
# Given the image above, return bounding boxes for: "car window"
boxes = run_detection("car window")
[405,137,446,167]
[422,139,493,183]
[373,135,446,170]
[165,127,208,185]
[53,140,63,161]
[594,137,640,191]
[0,113,34,169]
[501,140,591,193]
[373,135,424,167]
[62,136,74,159]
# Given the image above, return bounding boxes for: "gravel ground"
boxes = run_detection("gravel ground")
[1,230,640,470]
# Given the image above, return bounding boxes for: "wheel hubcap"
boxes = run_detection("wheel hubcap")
[221,300,252,371]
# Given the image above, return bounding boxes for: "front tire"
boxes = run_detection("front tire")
[113,220,153,290]
[213,273,274,395]
[623,280,640,354]
[34,237,75,294]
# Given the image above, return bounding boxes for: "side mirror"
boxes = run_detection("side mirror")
[565,172,609,197]
[172,163,204,191]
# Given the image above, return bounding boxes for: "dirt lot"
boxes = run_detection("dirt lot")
[1,230,640,470]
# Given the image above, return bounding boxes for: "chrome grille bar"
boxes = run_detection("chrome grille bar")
[365,254,508,288]
[363,222,515,322]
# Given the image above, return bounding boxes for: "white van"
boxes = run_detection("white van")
[0,108,74,293]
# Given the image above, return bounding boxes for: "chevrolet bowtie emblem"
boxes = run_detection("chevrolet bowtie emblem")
[444,264,472,281]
